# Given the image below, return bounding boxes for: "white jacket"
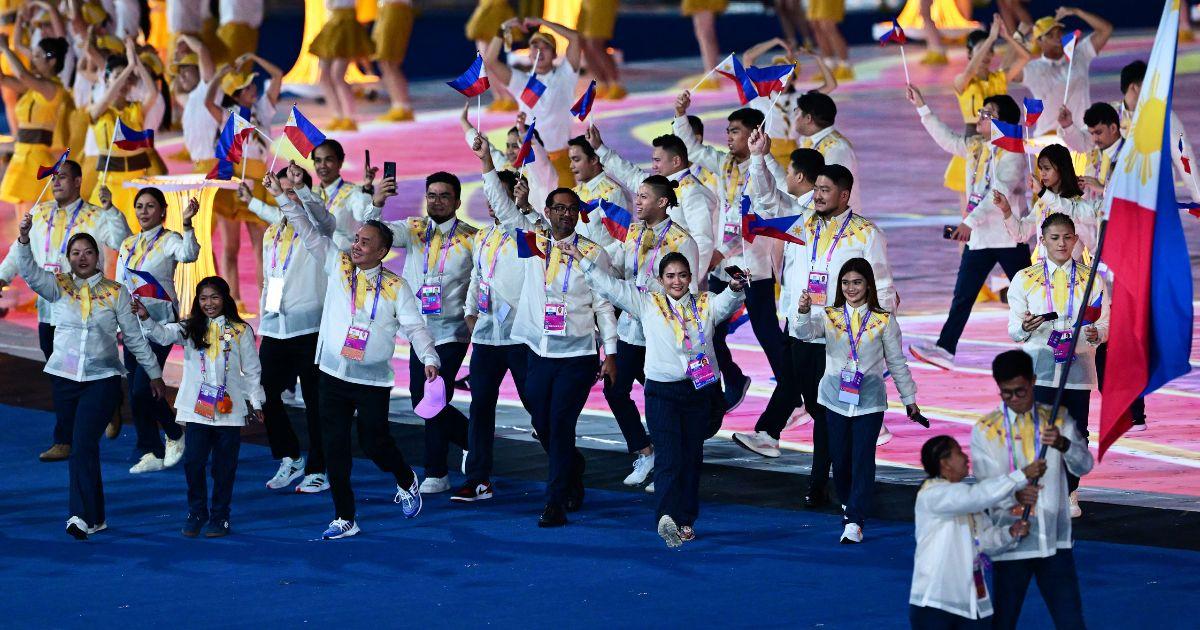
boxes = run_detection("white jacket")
[115,224,201,323]
[248,194,335,339]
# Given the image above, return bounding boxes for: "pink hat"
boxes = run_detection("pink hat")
[414,376,448,419]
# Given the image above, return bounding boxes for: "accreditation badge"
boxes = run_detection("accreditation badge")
[264,277,285,314]
[543,302,566,336]
[419,283,443,315]
[341,325,370,361]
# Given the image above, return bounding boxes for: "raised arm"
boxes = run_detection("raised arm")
[955,20,1001,94]
[806,50,837,95]
[205,65,232,124]
[709,286,747,323]
[170,198,201,263]
[1060,6,1112,53]
[909,85,971,158]
[88,64,135,120]
[591,128,648,194]
[241,185,284,225]
[996,19,1032,82]
[116,289,165,380]
[672,91,726,172]
[244,53,283,105]
[918,469,1029,517]
[269,173,331,261]
[0,36,59,99]
[94,204,133,250]
[474,134,542,231]
[483,34,512,87]
[12,240,62,301]
[526,17,581,70]
[176,33,215,83]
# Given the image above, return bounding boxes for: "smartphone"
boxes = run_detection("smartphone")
[724,265,747,281]
[383,161,396,181]
[943,225,956,239]
[1037,311,1059,321]
[365,149,371,169]
[910,412,931,428]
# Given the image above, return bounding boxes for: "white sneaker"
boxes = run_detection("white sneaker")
[784,410,811,430]
[461,450,468,475]
[66,516,89,540]
[1128,422,1148,433]
[295,473,330,493]
[1069,491,1082,518]
[657,514,682,548]
[267,457,305,489]
[732,431,781,458]
[419,476,451,494]
[163,436,185,468]
[840,523,863,544]
[645,482,655,493]
[129,453,165,474]
[909,343,955,371]
[623,452,654,486]
[876,423,893,447]
[87,521,107,535]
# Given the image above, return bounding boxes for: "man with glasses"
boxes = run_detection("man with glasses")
[366,172,478,495]
[904,85,1031,371]
[971,349,1091,629]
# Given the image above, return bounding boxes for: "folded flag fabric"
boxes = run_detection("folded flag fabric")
[126,268,170,301]
[215,109,256,165]
[447,55,490,97]
[112,120,154,150]
[520,73,547,108]
[512,228,546,259]
[512,122,537,168]
[878,19,906,46]
[1181,200,1200,218]
[746,64,794,99]
[283,105,326,158]
[598,199,632,242]
[715,54,758,105]
[1180,136,1191,174]
[1061,29,1082,62]
[571,80,597,121]
[741,211,806,245]
[990,119,1026,153]
[37,149,70,180]
[1079,292,1103,327]
[727,303,749,333]
[206,158,235,181]
[1024,97,1044,128]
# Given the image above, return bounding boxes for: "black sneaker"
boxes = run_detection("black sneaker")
[182,513,205,537]
[204,519,231,538]
[450,481,494,503]
[537,503,568,528]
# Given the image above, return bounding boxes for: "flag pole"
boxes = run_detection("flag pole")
[1017,219,1108,530]
[267,133,283,174]
[1062,55,1074,104]
[30,177,54,211]
[899,45,911,84]
[100,117,120,190]
[690,62,719,93]
[476,94,482,133]
[758,72,794,132]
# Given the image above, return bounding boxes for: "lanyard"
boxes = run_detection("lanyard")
[1001,404,1038,473]
[722,159,749,209]
[349,268,384,322]
[977,146,996,192]
[544,235,578,294]
[478,226,508,281]
[843,304,871,365]
[810,211,853,269]
[127,228,165,271]
[324,180,346,209]
[48,199,86,256]
[666,294,707,353]
[1042,260,1076,330]
[199,324,232,390]
[632,220,671,281]
[422,218,459,277]
[269,221,297,273]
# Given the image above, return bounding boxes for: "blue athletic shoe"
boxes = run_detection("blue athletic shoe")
[322,518,360,540]
[181,513,205,538]
[394,470,422,518]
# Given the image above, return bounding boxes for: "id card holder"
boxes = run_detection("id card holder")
[419,283,443,315]
[966,192,984,214]
[838,368,863,405]
[807,271,829,306]
[686,353,718,389]
[42,263,62,274]
[264,277,285,314]
[477,281,491,314]
[195,382,222,419]
[1048,330,1073,363]
[723,221,740,244]
[341,325,370,361]
[543,302,566,336]
[973,556,988,599]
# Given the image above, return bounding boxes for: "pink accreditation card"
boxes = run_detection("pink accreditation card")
[341,325,370,361]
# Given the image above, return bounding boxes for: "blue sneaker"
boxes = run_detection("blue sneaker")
[204,518,231,538]
[322,518,359,540]
[394,470,422,518]
[181,513,205,537]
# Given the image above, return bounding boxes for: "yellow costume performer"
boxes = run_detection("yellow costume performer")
[0,77,67,204]
[309,3,374,61]
[87,104,152,229]
[466,0,515,42]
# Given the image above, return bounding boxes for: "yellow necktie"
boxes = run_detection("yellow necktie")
[1098,152,1112,184]
[79,282,92,323]
[1052,267,1068,312]
[355,270,370,312]
[427,227,444,269]
[801,137,814,149]
[205,321,222,360]
[50,210,67,254]
[851,308,862,336]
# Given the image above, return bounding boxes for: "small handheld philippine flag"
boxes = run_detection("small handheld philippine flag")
[715,54,758,105]
[1180,136,1191,174]
[37,149,70,180]
[215,109,256,165]
[512,228,546,259]
[1061,29,1082,61]
[126,268,171,301]
[1023,97,1044,128]
[598,199,633,242]
[741,212,806,245]
[571,80,597,121]
[512,122,538,168]
[1080,291,1103,327]
[520,73,547,108]
[990,119,1026,153]
[206,158,235,181]
[283,105,326,158]
[879,19,906,46]
[746,64,795,99]
[112,120,154,150]
[447,55,490,98]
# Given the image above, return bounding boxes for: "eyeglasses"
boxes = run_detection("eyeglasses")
[547,204,580,215]
[425,193,455,202]
[998,386,1029,399]
[977,109,996,120]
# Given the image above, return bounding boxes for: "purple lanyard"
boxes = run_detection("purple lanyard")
[422,218,459,277]
[270,221,297,273]
[843,305,871,365]
[1001,405,1038,473]
[349,269,384,322]
[127,228,165,271]
[199,325,232,390]
[632,220,672,281]
[478,227,509,280]
[324,181,346,209]
[810,211,853,268]
[1042,260,1076,328]
[544,235,578,294]
[667,295,708,353]
[47,200,85,256]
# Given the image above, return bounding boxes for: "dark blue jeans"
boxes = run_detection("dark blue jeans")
[908,605,989,629]
[826,409,884,527]
[991,549,1086,630]
[41,322,75,445]
[465,342,531,483]
[708,275,788,392]
[935,244,1031,355]
[411,342,470,478]
[1034,386,1091,493]
[182,423,242,522]
[525,351,595,507]
[602,340,652,453]
[260,333,325,474]
[51,375,122,527]
[645,379,721,527]
[124,340,182,458]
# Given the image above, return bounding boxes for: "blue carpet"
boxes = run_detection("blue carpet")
[0,403,1196,629]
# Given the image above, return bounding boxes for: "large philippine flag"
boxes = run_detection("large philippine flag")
[1098,0,1193,459]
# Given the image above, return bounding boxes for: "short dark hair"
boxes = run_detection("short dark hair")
[965,29,990,55]
[789,148,825,182]
[496,170,518,191]
[983,94,1020,125]
[798,90,837,127]
[1041,212,1076,234]
[66,232,98,255]
[39,37,68,74]
[686,115,704,137]
[545,187,581,209]
[426,171,461,199]
[276,166,313,188]
[313,139,345,162]
[1083,102,1120,128]
[1120,60,1147,94]
[818,164,854,192]
[105,54,128,73]
[920,435,959,478]
[657,251,690,277]
[135,187,168,210]
[363,219,394,249]
[728,107,765,129]
[651,134,688,162]
[992,349,1035,383]
[567,135,598,161]
[60,159,83,180]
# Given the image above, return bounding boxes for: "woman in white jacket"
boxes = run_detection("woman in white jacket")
[134,276,264,538]
[794,257,922,544]
[910,435,1042,629]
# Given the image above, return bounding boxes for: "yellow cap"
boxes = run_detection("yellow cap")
[1031,16,1064,41]
[221,71,255,97]
[529,31,555,49]
[95,34,123,55]
[169,52,199,76]
[81,2,109,26]
[139,51,165,76]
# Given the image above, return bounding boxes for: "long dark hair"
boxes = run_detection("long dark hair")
[183,276,246,351]
[1037,144,1083,199]
[920,435,959,478]
[831,257,887,314]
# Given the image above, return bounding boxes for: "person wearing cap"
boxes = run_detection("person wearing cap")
[485,16,583,186]
[681,0,727,90]
[215,0,262,64]
[373,0,416,122]
[308,0,373,131]
[1016,7,1112,138]
[576,0,625,100]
